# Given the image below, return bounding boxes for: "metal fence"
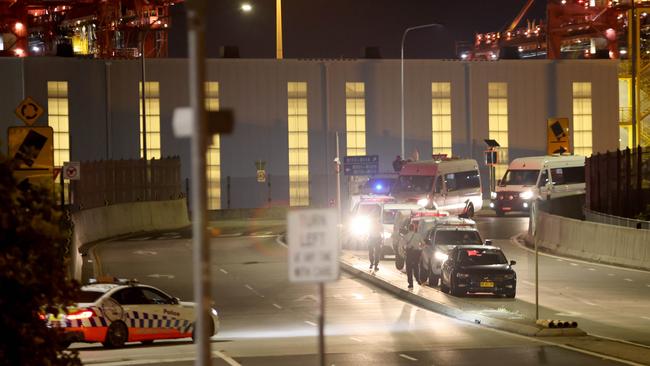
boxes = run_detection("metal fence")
[70,157,183,210]
[585,146,650,219]
[584,207,650,230]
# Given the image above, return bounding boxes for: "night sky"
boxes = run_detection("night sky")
[169,0,547,59]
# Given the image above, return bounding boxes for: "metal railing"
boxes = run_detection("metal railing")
[584,207,650,230]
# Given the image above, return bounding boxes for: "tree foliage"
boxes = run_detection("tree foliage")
[0,152,81,365]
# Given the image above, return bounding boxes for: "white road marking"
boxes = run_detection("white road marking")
[624,278,634,282]
[556,258,564,262]
[272,303,283,309]
[580,299,597,306]
[590,333,650,350]
[570,263,579,266]
[213,350,242,366]
[642,316,650,321]
[146,274,175,279]
[276,235,288,248]
[129,236,152,241]
[250,231,274,236]
[244,284,265,298]
[587,268,596,271]
[349,337,363,342]
[399,353,418,361]
[220,268,228,274]
[305,321,317,327]
[647,284,650,288]
[608,273,615,276]
[133,250,157,255]
[216,233,243,237]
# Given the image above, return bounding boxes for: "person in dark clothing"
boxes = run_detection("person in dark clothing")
[392,155,403,172]
[368,218,383,271]
[403,222,423,288]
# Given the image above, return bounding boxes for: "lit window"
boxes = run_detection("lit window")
[288,82,309,206]
[573,82,592,156]
[432,82,452,156]
[345,82,366,156]
[139,81,161,159]
[488,82,509,179]
[47,81,70,167]
[205,81,221,210]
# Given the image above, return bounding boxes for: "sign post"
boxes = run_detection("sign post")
[288,209,339,366]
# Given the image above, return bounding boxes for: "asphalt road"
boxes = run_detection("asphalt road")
[472,214,650,346]
[76,217,635,366]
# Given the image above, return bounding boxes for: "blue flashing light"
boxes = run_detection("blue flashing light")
[375,184,383,191]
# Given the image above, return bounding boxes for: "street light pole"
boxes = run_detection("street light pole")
[276,0,283,59]
[400,23,441,158]
[140,30,149,162]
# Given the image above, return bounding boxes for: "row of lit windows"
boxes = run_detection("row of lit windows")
[288,82,310,206]
[46,79,594,208]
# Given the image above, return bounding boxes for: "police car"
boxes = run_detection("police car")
[44,280,219,348]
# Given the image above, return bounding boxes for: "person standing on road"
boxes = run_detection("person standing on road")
[368,217,383,271]
[404,221,423,288]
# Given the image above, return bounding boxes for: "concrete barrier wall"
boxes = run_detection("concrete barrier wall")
[70,199,190,280]
[533,211,650,270]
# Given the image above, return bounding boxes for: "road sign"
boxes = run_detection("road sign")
[343,155,379,176]
[288,209,339,283]
[63,161,81,180]
[547,117,571,155]
[484,149,498,166]
[15,96,44,126]
[7,126,54,188]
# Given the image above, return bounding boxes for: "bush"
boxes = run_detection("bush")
[0,152,81,365]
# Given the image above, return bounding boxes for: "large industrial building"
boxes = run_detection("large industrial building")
[0,57,619,208]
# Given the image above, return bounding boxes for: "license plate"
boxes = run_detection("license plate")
[480,281,494,288]
[502,207,512,211]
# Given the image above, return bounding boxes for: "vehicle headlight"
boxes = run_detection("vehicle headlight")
[503,274,515,280]
[519,190,534,200]
[211,308,219,316]
[490,191,497,199]
[434,251,449,262]
[350,216,370,237]
[417,198,429,207]
[381,231,391,239]
[456,273,470,279]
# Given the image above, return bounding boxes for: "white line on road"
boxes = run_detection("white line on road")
[587,268,596,271]
[213,350,241,366]
[642,316,650,321]
[647,284,650,287]
[624,278,634,282]
[276,235,288,248]
[399,353,418,361]
[272,303,283,309]
[570,263,579,266]
[244,284,265,298]
[305,321,317,327]
[220,268,228,274]
[580,299,597,306]
[349,337,363,343]
[216,233,243,237]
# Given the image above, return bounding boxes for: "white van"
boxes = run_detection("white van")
[391,158,483,217]
[490,155,585,216]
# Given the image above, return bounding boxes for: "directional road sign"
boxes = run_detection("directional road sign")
[7,126,54,188]
[343,155,379,176]
[547,117,571,155]
[15,97,44,126]
[288,209,339,283]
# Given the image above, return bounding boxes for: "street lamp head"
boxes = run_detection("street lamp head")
[241,3,253,12]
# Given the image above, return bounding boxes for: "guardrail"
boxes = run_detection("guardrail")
[584,207,650,230]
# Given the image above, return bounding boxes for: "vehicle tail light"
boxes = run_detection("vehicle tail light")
[38,313,46,321]
[66,309,95,320]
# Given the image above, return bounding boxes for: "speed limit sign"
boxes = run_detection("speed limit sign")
[63,161,81,180]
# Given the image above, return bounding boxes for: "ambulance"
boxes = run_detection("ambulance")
[392,157,483,218]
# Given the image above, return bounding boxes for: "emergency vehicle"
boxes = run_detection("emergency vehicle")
[490,155,585,216]
[44,280,219,348]
[392,209,450,270]
[392,157,482,218]
[345,195,395,249]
